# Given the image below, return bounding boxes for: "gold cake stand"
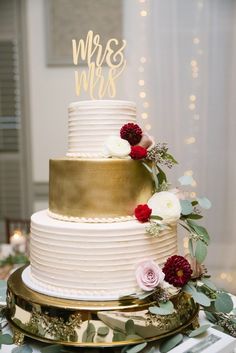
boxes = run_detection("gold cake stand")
[6,266,199,348]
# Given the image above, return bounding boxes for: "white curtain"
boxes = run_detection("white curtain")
[123,0,236,292]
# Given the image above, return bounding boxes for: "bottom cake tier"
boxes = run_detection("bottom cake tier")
[29,210,178,300]
[7,267,199,347]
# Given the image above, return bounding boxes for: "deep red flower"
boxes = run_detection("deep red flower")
[120,123,143,145]
[134,204,152,222]
[130,145,147,160]
[162,255,192,287]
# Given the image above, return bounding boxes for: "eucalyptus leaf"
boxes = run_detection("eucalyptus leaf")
[159,333,183,353]
[125,319,135,335]
[157,165,167,183]
[113,331,127,342]
[201,278,217,291]
[97,326,109,337]
[189,238,194,258]
[126,334,143,340]
[180,200,193,216]
[204,311,217,323]
[187,220,210,245]
[82,322,96,343]
[188,324,210,337]
[12,345,33,353]
[178,175,194,186]
[214,293,234,313]
[195,240,208,264]
[212,325,225,332]
[197,197,212,209]
[192,291,211,307]
[0,334,13,345]
[232,308,236,315]
[125,342,147,353]
[138,290,155,300]
[149,301,174,315]
[182,283,197,296]
[40,345,63,353]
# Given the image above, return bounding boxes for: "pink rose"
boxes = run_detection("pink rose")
[137,133,155,150]
[135,260,165,291]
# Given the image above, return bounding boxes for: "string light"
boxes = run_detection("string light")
[145,123,151,131]
[193,37,200,44]
[141,112,148,119]
[189,95,196,102]
[191,180,197,187]
[138,79,145,86]
[140,10,147,16]
[139,0,146,2]
[185,137,196,144]
[143,101,149,108]
[190,192,196,198]
[190,60,197,67]
[139,91,146,98]
[189,103,196,111]
[140,57,147,63]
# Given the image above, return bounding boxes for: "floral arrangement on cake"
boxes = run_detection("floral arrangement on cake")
[103,122,236,342]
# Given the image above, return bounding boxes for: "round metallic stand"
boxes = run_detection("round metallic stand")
[6,266,199,348]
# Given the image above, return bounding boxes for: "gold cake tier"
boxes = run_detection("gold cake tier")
[49,158,154,219]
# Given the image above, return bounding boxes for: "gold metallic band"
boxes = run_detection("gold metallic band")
[49,158,154,219]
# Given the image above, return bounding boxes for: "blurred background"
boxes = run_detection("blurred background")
[0,0,235,292]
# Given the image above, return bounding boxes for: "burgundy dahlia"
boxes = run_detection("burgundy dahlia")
[162,255,192,287]
[120,123,143,145]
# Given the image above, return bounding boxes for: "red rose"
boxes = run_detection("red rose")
[130,145,147,160]
[162,255,192,287]
[120,123,143,145]
[134,204,152,222]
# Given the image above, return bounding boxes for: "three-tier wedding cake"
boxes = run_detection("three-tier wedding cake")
[23,100,178,300]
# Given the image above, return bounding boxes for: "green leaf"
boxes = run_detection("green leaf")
[191,200,198,206]
[142,162,153,174]
[214,293,234,313]
[185,213,203,220]
[126,334,143,340]
[149,301,174,315]
[197,197,212,209]
[187,220,210,245]
[201,278,217,291]
[204,311,217,323]
[180,200,193,215]
[150,215,163,221]
[188,324,210,337]
[192,291,211,307]
[165,153,178,165]
[126,342,147,353]
[146,348,155,353]
[159,333,183,353]
[0,334,13,345]
[182,283,197,296]
[82,322,96,343]
[178,175,194,186]
[125,319,135,335]
[189,238,194,258]
[195,240,208,264]
[212,325,225,332]
[97,326,109,337]
[12,345,33,353]
[113,331,126,342]
[157,165,167,184]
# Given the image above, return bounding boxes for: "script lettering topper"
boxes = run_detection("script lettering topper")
[72,30,127,99]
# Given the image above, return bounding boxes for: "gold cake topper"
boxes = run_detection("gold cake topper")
[72,30,127,99]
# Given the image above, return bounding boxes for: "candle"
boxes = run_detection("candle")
[10,231,26,253]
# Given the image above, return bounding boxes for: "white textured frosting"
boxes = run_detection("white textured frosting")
[28,210,178,300]
[67,100,136,158]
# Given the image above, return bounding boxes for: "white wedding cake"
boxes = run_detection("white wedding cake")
[23,100,178,300]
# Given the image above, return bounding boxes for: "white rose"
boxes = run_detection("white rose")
[147,191,181,221]
[103,136,131,158]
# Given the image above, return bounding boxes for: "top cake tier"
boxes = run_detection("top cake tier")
[67,100,136,158]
